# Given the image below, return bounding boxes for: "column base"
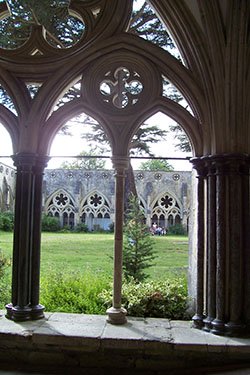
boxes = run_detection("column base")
[225,321,246,336]
[5,303,45,322]
[211,319,225,335]
[106,306,127,325]
[203,316,214,332]
[192,314,205,329]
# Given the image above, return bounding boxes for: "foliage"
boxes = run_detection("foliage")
[41,214,60,232]
[123,194,155,282]
[139,159,174,171]
[60,149,106,170]
[0,211,14,231]
[73,223,88,233]
[40,270,110,314]
[169,124,192,153]
[129,1,177,53]
[100,277,189,320]
[0,249,11,308]
[0,0,84,50]
[168,224,187,235]
[108,222,114,233]
[0,249,11,278]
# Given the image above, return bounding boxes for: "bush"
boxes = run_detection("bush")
[40,271,111,314]
[41,215,60,232]
[100,277,189,320]
[168,224,187,235]
[0,250,11,308]
[0,211,14,231]
[74,223,88,233]
[123,194,155,282]
[108,222,114,233]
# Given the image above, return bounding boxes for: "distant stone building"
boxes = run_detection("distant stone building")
[0,162,191,232]
[43,168,191,232]
[0,162,15,212]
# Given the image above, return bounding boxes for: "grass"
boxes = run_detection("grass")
[0,231,188,280]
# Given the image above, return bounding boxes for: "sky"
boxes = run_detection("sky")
[0,112,192,171]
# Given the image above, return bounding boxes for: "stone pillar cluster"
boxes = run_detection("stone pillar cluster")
[6,153,49,321]
[191,153,250,336]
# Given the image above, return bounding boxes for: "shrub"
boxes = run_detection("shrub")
[40,271,111,314]
[123,194,155,282]
[168,224,187,235]
[74,223,88,233]
[0,250,11,308]
[0,211,14,231]
[108,222,114,233]
[41,215,60,232]
[100,277,189,320]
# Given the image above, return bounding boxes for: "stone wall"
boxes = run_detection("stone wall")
[0,162,15,212]
[0,162,192,232]
[43,168,192,231]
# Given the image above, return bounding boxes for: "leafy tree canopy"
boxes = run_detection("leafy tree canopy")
[0,0,84,49]
[139,159,174,172]
[60,149,106,170]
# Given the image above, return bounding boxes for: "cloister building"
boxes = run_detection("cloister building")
[0,0,249,372]
[0,161,191,232]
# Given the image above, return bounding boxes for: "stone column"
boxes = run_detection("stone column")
[203,158,216,331]
[242,158,250,328]
[6,153,49,321]
[225,158,244,334]
[30,156,50,319]
[190,158,206,329]
[107,156,129,324]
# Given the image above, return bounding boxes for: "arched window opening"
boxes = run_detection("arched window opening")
[80,191,111,232]
[0,86,16,115]
[130,0,183,63]
[45,190,76,228]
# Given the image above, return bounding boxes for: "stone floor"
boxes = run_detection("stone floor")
[0,312,249,374]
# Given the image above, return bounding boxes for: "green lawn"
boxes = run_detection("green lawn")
[0,231,189,280]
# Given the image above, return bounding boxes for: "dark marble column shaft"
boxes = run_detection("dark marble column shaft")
[6,153,49,321]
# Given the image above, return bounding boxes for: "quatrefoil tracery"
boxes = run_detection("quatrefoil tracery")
[100,67,143,109]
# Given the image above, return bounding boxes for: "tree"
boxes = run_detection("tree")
[0,0,84,49]
[123,194,155,283]
[169,124,192,153]
[80,116,168,200]
[60,150,106,170]
[139,159,174,171]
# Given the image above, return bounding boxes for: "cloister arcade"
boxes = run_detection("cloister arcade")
[0,0,249,338]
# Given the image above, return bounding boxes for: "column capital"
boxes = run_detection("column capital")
[190,157,207,178]
[112,155,130,171]
[12,153,50,170]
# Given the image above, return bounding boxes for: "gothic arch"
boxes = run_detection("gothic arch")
[80,190,111,231]
[45,189,76,228]
[38,40,204,157]
[151,191,182,229]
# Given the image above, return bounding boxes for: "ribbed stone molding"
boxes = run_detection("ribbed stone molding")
[107,156,129,325]
[6,153,50,322]
[191,154,250,336]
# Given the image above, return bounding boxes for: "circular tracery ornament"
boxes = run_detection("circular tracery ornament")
[100,67,143,109]
[82,53,161,115]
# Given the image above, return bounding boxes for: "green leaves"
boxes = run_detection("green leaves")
[123,194,155,282]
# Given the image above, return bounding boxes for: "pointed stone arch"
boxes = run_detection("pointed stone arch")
[45,188,76,228]
[80,189,111,231]
[150,191,182,230]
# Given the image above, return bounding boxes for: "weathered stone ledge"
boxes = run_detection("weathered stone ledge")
[0,312,250,374]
